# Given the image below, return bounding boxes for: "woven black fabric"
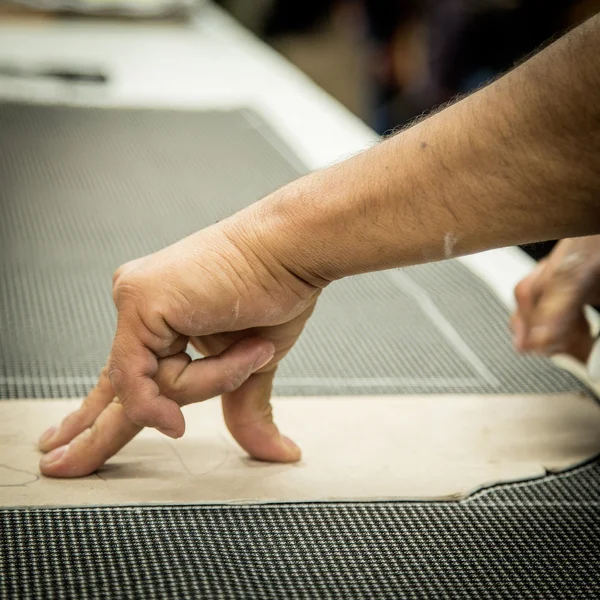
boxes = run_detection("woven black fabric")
[469,459,600,505]
[0,101,590,397]
[2,461,599,600]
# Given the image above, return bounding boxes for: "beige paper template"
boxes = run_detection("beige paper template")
[1,394,599,507]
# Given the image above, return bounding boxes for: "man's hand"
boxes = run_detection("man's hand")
[38,217,320,477]
[512,236,600,362]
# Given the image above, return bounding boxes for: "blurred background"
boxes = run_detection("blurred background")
[217,0,600,133]
[3,0,599,135]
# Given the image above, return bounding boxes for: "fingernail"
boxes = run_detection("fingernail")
[253,349,275,372]
[157,427,180,439]
[282,435,301,454]
[40,444,68,466]
[39,426,57,446]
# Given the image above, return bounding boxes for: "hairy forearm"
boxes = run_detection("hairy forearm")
[240,14,600,285]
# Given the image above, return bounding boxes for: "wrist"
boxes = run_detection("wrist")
[231,133,446,286]
[253,178,340,287]
[221,193,328,301]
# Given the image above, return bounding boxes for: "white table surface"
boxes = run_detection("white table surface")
[0,3,596,390]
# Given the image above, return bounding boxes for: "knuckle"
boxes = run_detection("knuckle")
[113,259,142,287]
[85,423,100,446]
[99,363,111,381]
[111,268,128,304]
[95,364,114,393]
[155,355,190,399]
[124,402,151,427]
[79,394,95,413]
[514,280,531,305]
[258,401,274,424]
[60,409,84,432]
[112,269,145,308]
[107,363,126,394]
[112,266,124,288]
[158,377,178,399]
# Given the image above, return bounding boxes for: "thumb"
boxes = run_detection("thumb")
[222,369,301,463]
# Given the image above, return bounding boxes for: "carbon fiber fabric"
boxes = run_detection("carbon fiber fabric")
[1,463,599,600]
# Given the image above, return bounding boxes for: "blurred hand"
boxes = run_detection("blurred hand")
[38,217,320,477]
[511,236,600,362]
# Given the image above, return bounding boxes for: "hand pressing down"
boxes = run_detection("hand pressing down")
[511,235,600,363]
[38,217,320,477]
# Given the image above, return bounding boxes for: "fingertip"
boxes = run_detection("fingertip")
[38,426,57,452]
[158,398,186,438]
[228,337,276,373]
[39,444,75,478]
[252,346,276,373]
[281,435,302,462]
[40,402,144,478]
[124,390,185,435]
[157,425,184,439]
[235,337,276,354]
[40,444,67,467]
[241,432,302,463]
[154,398,186,438]
[228,420,301,463]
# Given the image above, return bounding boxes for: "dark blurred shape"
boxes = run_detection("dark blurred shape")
[366,0,588,133]
[0,64,108,84]
[520,241,558,262]
[263,0,335,37]
[252,1,597,133]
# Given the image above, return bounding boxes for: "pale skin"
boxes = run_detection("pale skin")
[39,14,600,477]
